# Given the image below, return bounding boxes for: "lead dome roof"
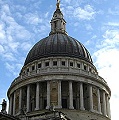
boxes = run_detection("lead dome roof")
[24,33,93,65]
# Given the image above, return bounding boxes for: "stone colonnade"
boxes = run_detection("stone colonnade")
[8,81,111,118]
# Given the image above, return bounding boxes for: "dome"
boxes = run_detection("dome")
[24,33,93,66]
[7,2,111,120]
[24,3,93,66]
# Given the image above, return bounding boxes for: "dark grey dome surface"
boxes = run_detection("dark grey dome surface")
[24,33,93,66]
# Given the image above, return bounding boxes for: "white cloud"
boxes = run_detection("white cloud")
[63,4,96,21]
[5,62,22,76]
[108,8,119,15]
[20,42,32,51]
[3,53,16,61]
[85,24,93,30]
[0,3,33,73]
[64,0,71,4]
[74,5,95,20]
[24,13,43,25]
[100,30,119,48]
[0,45,4,53]
[107,22,119,27]
[93,29,119,120]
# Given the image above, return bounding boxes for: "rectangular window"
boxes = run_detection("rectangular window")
[77,63,80,68]
[38,63,41,68]
[53,61,57,66]
[70,62,73,67]
[84,65,87,70]
[45,62,49,66]
[62,61,65,66]
[27,68,29,72]
[89,68,92,72]
[32,66,35,71]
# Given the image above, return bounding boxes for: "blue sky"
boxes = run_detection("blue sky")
[0,0,119,119]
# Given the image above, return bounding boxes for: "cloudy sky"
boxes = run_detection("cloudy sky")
[0,0,119,119]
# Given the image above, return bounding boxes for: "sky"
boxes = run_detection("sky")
[0,0,119,119]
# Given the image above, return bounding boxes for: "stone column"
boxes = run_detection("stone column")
[58,59,61,71]
[69,81,74,109]
[97,88,101,114]
[27,85,30,112]
[46,81,50,109]
[19,88,22,113]
[80,82,85,110]
[77,83,80,110]
[89,85,93,112]
[13,92,16,115]
[49,58,52,68]
[74,60,77,68]
[42,60,45,69]
[58,80,62,108]
[66,59,68,67]
[107,95,111,118]
[35,82,40,110]
[108,97,111,118]
[8,95,13,115]
[102,91,106,116]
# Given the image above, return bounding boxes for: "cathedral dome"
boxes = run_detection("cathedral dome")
[24,33,93,66]
[7,1,111,120]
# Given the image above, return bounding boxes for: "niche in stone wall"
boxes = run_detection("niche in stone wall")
[30,84,36,111]
[83,83,89,110]
[15,89,20,114]
[61,81,69,109]
[50,81,58,106]
[22,87,27,112]
[92,87,98,111]
[73,82,78,109]
[40,82,47,109]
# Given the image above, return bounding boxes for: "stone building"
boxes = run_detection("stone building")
[7,0,111,120]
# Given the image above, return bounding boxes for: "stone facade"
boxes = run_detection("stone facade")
[7,57,111,120]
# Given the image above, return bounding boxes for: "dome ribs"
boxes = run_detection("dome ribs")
[24,33,93,66]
